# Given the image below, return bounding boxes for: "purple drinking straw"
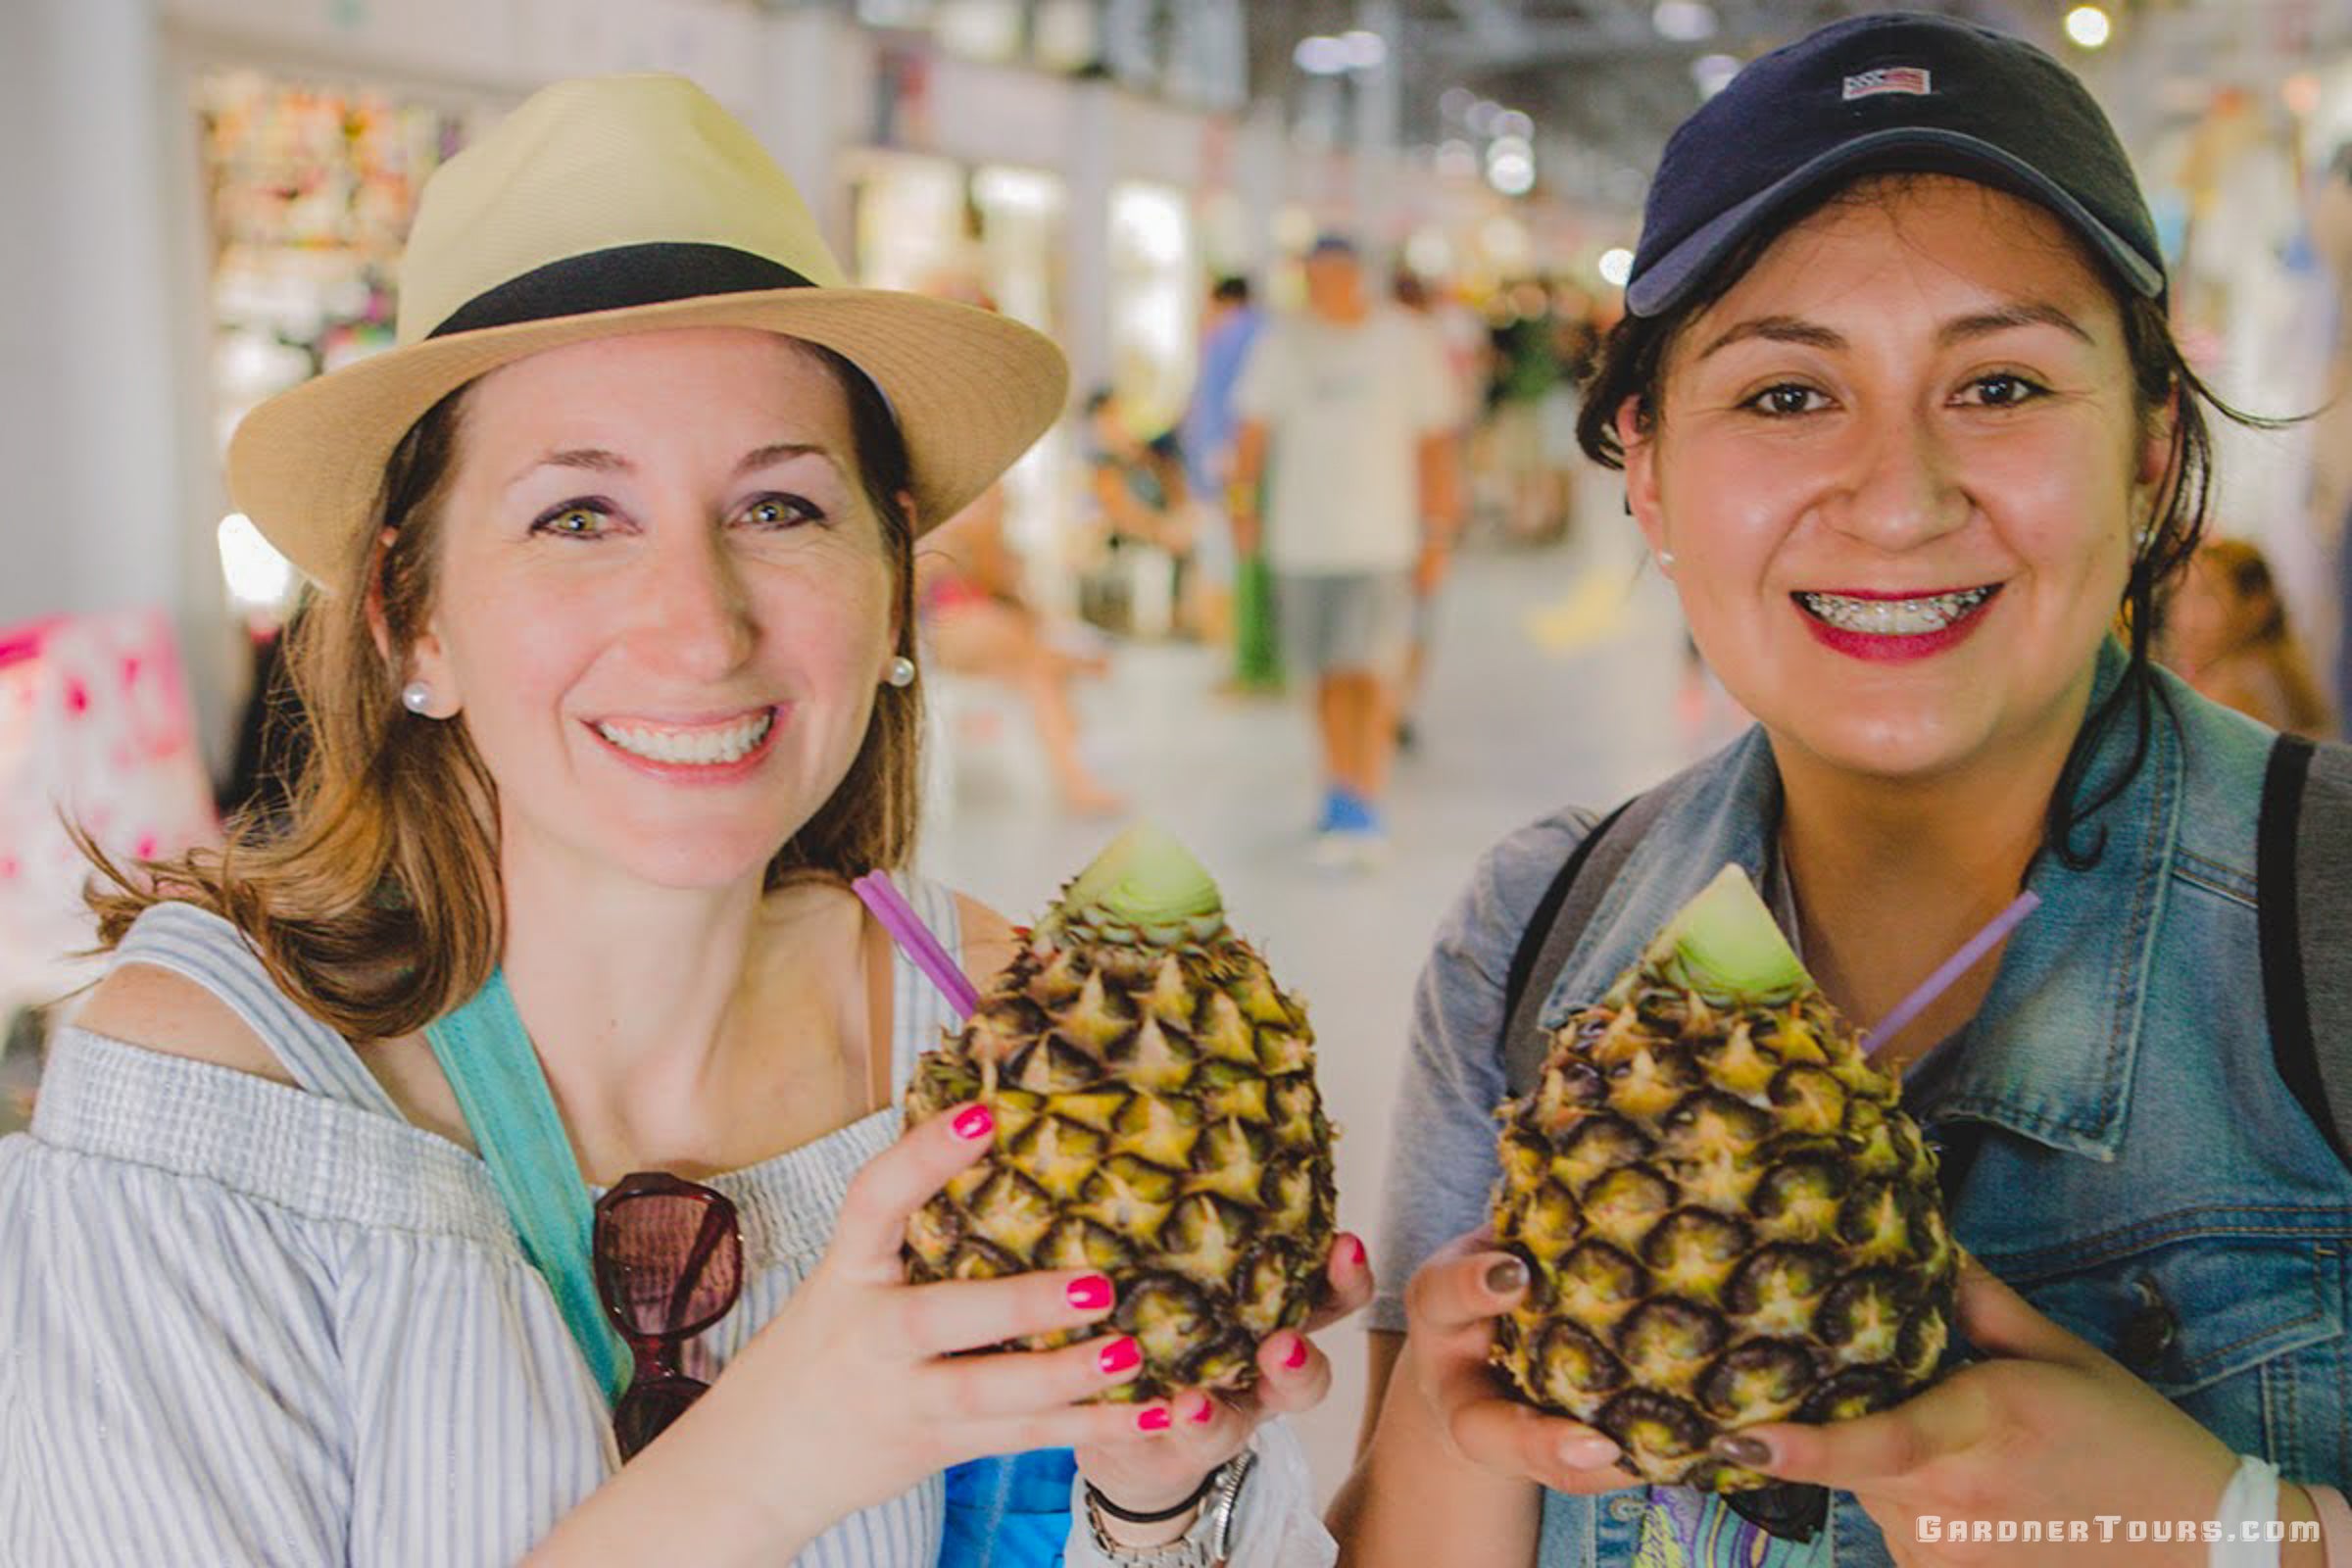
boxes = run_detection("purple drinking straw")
[852,871,981,1019]
[1861,890,2040,1058]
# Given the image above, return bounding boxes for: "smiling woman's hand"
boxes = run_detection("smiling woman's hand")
[1070,1232,1374,1544]
[1399,1234,1632,1493]
[1711,1254,2250,1567]
[529,1102,1192,1564]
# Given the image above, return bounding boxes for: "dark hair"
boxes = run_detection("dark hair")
[87,337,921,1041]
[1211,276,1251,305]
[1576,173,2283,869]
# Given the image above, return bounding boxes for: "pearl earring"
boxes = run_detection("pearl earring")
[401,681,435,714]
[885,656,916,689]
[1656,550,1678,569]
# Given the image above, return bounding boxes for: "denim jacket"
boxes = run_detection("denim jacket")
[1523,651,2352,1565]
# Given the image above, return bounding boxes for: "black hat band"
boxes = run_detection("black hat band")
[428,243,816,339]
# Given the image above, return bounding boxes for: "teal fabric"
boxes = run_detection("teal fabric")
[424,969,630,1403]
[939,1450,1077,1566]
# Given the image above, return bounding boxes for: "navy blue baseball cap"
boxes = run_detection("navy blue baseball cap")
[1627,11,2165,318]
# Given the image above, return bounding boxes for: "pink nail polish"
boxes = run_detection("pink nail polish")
[952,1104,994,1141]
[1347,1236,1368,1268]
[1136,1406,1172,1433]
[1066,1275,1113,1311]
[1190,1399,1216,1425]
[1098,1338,1141,1376]
[1282,1336,1309,1370]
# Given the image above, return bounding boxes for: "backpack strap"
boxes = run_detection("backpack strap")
[1501,789,1671,1098]
[2259,733,2352,1175]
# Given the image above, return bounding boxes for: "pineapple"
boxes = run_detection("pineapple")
[1490,865,1955,1490]
[902,825,1338,1401]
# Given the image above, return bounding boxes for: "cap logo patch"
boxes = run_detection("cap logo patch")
[1842,67,1933,100]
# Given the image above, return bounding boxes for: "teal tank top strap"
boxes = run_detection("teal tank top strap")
[425,968,631,1403]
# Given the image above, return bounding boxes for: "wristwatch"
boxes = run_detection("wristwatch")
[1082,1450,1257,1567]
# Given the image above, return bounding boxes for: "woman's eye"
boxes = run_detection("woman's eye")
[738,494,823,529]
[1744,384,1829,416]
[1960,373,2047,409]
[532,502,611,538]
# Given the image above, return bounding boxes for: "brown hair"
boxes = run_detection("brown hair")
[1574,173,2287,867]
[84,338,920,1042]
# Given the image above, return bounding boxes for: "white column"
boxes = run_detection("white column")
[755,7,869,264]
[1065,78,1115,397]
[1350,0,1403,254]
[1,0,232,768]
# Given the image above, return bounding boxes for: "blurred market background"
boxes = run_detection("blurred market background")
[5,0,2352,1496]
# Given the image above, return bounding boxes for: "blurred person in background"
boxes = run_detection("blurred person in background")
[1337,13,2352,1566]
[1178,275,1263,666]
[1082,386,1200,638]
[2314,141,2352,729]
[0,75,1364,1566]
[1230,235,1462,866]
[1533,276,1602,545]
[920,481,1126,814]
[1485,278,1568,543]
[1392,270,1481,753]
[2161,537,2333,738]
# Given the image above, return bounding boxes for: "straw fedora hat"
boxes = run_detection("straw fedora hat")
[226,74,1069,587]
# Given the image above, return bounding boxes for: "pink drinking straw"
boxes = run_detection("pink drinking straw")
[852,870,981,1019]
[1861,890,2041,1059]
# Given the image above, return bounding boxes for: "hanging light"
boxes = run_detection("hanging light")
[1692,54,1740,99]
[1651,1,1718,43]
[2064,6,2111,49]
[218,514,295,615]
[1294,35,1349,74]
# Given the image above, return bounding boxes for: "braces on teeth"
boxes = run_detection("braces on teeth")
[1797,588,1992,635]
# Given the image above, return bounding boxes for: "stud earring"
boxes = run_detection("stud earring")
[885,656,916,689]
[401,681,435,715]
[1656,550,1678,569]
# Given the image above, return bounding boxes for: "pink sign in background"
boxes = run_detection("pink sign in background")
[0,608,220,1015]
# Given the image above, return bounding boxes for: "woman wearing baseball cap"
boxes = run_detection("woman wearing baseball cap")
[0,76,1363,1565]
[1343,13,2350,1567]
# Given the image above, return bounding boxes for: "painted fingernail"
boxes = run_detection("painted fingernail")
[952,1104,994,1142]
[1098,1337,1141,1376]
[1711,1435,1772,1468]
[1137,1406,1172,1433]
[1348,1236,1369,1268]
[1484,1256,1529,1297]
[1067,1275,1114,1311]
[1190,1397,1216,1425]
[1561,1435,1620,1469]
[1281,1335,1309,1370]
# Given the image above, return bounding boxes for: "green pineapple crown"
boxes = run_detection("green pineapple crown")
[1626,863,1813,1006]
[1039,823,1229,949]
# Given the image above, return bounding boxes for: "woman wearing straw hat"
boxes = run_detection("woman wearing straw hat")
[1334,13,2351,1568]
[0,76,1364,1566]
